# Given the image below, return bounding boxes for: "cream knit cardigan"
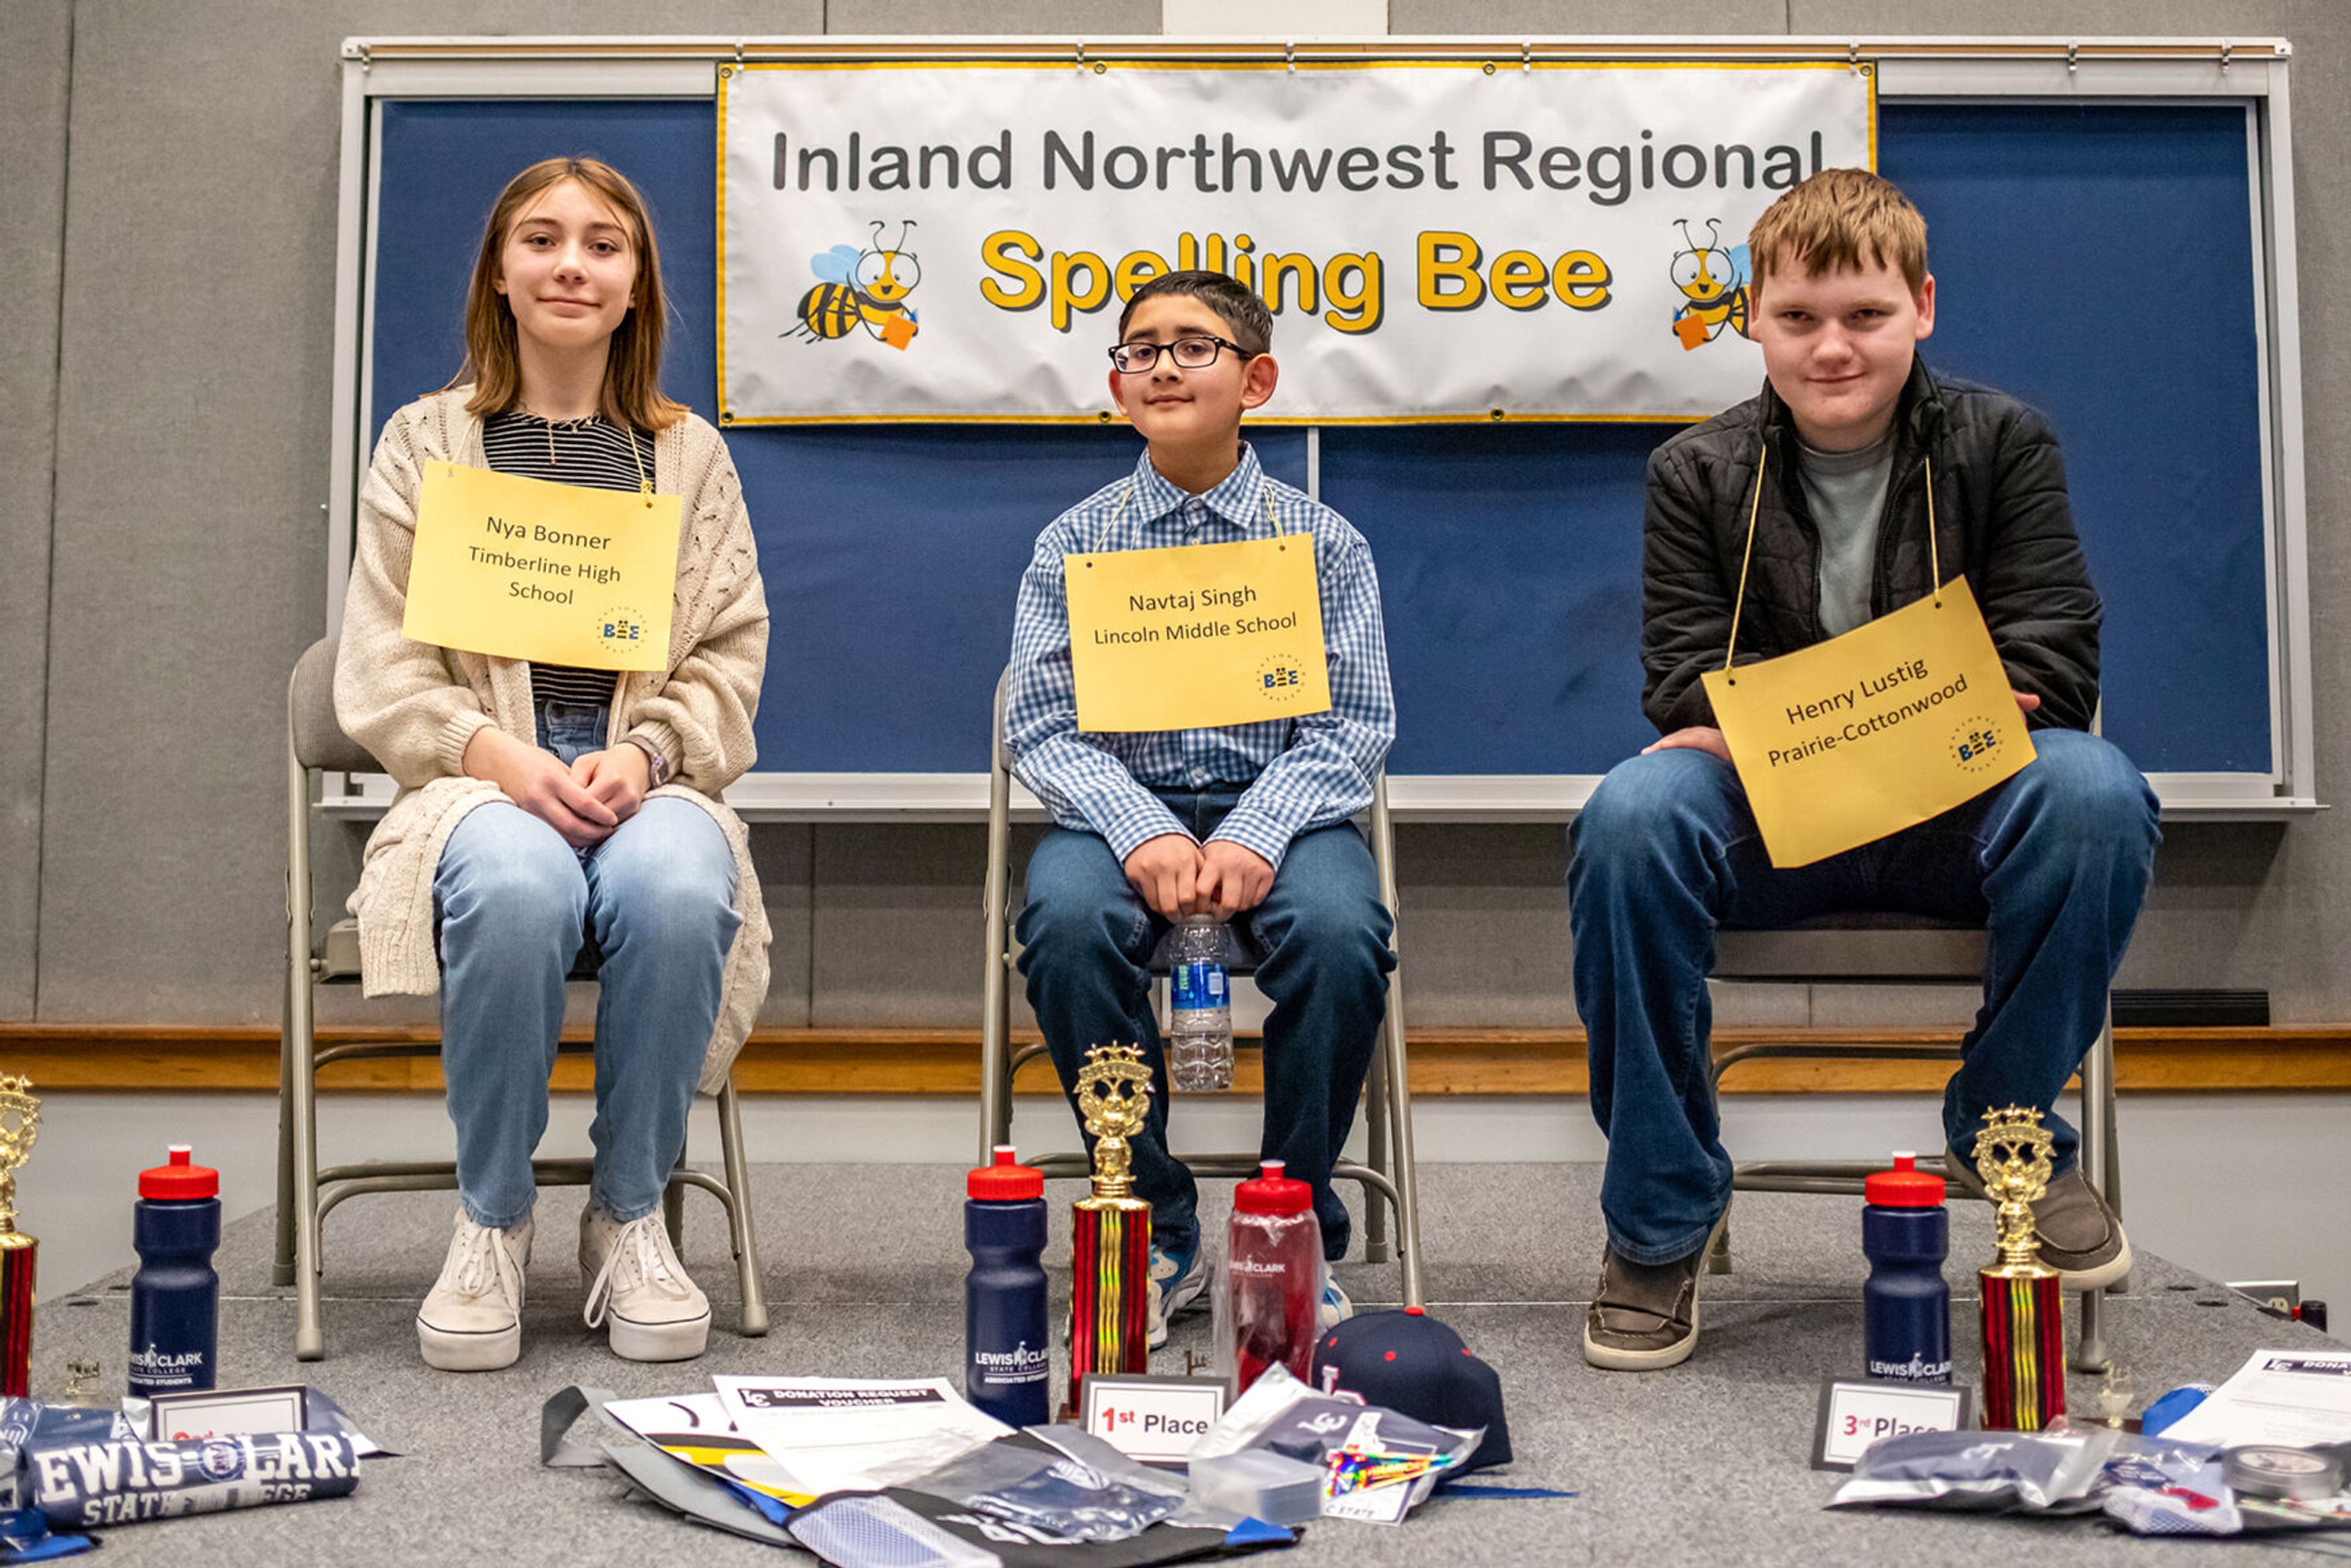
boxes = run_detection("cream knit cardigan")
[333,389,771,1093]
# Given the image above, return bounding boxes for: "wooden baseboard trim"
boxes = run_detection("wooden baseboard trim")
[3,1023,2349,1095]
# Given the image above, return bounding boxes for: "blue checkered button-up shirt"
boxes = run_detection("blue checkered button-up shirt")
[1005,443,1396,870]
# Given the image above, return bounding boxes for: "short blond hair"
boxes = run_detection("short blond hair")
[1747,168,1928,297]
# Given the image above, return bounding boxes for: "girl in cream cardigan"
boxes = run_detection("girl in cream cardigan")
[335,157,769,1371]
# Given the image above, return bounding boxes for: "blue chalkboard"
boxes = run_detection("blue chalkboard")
[367,96,2270,778]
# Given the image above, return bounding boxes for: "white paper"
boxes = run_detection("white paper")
[711,1377,1011,1497]
[2161,1349,2351,1448]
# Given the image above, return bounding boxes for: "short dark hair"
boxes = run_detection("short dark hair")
[1117,269,1273,356]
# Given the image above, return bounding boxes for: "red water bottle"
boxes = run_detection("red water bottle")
[1218,1160,1322,1395]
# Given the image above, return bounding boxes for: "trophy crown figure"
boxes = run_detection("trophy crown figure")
[0,1075,39,1237]
[1974,1105,2055,1276]
[1074,1045,1153,1199]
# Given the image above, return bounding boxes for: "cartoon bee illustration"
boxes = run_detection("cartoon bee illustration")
[789,219,922,351]
[1669,219,1751,350]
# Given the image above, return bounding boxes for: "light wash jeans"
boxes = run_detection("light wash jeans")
[433,700,740,1229]
[1567,729,2159,1266]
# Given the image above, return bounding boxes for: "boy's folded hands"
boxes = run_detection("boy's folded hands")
[1123,833,1275,922]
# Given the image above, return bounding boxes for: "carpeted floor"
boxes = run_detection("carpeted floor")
[26,1163,2339,1566]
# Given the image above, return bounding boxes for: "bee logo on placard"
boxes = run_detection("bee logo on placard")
[1258,655,1307,700]
[597,605,650,655]
[1668,219,1751,351]
[1951,718,2006,773]
[789,220,923,351]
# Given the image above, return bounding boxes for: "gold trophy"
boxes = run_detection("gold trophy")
[0,1076,40,1397]
[1067,1045,1153,1414]
[1975,1105,2065,1431]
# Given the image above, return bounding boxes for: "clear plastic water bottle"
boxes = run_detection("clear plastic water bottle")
[1215,1160,1322,1396]
[1167,915,1233,1092]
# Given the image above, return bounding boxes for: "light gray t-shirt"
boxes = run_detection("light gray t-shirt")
[1796,426,1899,638]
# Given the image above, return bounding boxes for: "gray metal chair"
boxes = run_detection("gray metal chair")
[1708,913,2123,1371]
[979,673,1425,1307]
[279,635,768,1359]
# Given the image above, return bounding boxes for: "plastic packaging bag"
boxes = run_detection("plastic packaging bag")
[1188,1364,1483,1522]
[909,1430,1183,1543]
[1828,1427,2117,1514]
[2094,1433,2239,1536]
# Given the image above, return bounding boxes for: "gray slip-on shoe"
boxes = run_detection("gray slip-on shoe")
[1581,1214,1727,1371]
[1949,1155,2132,1291]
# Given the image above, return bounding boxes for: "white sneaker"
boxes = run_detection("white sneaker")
[580,1207,711,1362]
[1146,1244,1210,1351]
[1319,1275,1354,1330]
[417,1209,532,1372]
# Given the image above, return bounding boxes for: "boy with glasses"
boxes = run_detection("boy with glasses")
[1005,271,1396,1346]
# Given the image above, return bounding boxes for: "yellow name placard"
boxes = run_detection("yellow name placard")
[1701,577,2036,868]
[402,462,682,671]
[1064,535,1329,733]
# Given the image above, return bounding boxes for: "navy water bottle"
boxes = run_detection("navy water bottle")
[1862,1151,1951,1384]
[965,1147,1049,1427]
[127,1146,220,1397]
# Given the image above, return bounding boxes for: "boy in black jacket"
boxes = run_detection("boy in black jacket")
[1570,169,2159,1371]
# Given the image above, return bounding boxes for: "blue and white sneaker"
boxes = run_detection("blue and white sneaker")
[1147,1243,1210,1349]
[1319,1275,1354,1330]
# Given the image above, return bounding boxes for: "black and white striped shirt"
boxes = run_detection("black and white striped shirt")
[480,410,656,709]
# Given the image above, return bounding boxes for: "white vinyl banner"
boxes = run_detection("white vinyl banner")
[718,61,1875,424]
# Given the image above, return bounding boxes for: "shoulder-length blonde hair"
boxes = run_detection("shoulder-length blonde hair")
[451,156,688,432]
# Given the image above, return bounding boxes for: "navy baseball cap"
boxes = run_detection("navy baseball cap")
[1307,1306,1512,1473]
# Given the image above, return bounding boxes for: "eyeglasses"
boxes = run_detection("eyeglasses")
[1107,336,1252,374]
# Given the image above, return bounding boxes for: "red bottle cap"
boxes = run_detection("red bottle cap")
[1864,1152,1946,1208]
[1234,1159,1311,1216]
[967,1146,1043,1201]
[138,1145,219,1201]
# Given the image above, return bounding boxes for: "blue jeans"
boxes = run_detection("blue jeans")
[1567,729,2159,1266]
[433,700,740,1229]
[1018,792,1395,1261]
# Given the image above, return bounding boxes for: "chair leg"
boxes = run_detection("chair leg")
[662,1114,690,1255]
[291,974,326,1362]
[979,705,1017,1166]
[274,959,299,1289]
[2096,1009,2129,1296]
[2072,1285,2110,1373]
[1379,969,1425,1310]
[718,1081,768,1337]
[1360,1034,1393,1266]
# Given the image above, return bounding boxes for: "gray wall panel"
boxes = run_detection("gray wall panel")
[35,1,822,1023]
[0,1,73,1021]
[826,1,1159,33]
[810,823,997,1028]
[31,2,2351,1041]
[1391,1,1786,32]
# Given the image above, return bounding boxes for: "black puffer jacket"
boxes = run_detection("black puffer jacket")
[1641,358,2101,735]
